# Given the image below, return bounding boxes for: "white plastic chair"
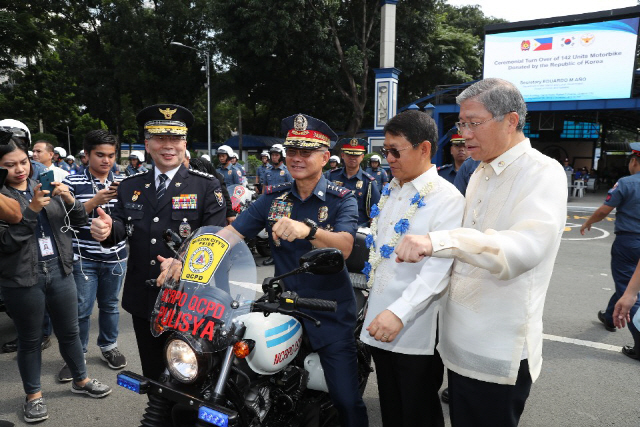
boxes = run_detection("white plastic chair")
[573,180,585,198]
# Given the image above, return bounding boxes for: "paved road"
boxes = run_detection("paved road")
[1,194,639,426]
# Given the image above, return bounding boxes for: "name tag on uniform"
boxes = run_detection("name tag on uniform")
[125,202,143,210]
[38,237,54,257]
[172,194,197,209]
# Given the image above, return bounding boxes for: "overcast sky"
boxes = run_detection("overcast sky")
[445,0,639,22]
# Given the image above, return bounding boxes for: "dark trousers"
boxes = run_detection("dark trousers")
[316,337,369,427]
[370,346,444,427]
[605,234,640,342]
[132,314,170,380]
[448,359,532,427]
[2,258,87,394]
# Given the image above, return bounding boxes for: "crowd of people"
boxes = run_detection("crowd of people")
[0,77,638,427]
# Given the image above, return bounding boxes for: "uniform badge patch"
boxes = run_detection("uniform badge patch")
[214,189,224,207]
[126,223,134,237]
[280,170,285,176]
[356,180,363,189]
[175,182,181,187]
[334,181,344,187]
[132,191,140,202]
[172,194,197,209]
[268,199,293,223]
[145,183,151,188]
[228,170,232,175]
[179,218,192,238]
[318,206,328,222]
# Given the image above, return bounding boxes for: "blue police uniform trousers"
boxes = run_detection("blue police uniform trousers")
[316,336,368,427]
[605,233,640,341]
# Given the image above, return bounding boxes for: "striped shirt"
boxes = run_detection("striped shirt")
[63,169,128,262]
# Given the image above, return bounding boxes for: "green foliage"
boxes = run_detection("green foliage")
[245,155,262,176]
[32,132,58,144]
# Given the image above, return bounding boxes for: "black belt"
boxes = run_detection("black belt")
[614,231,640,236]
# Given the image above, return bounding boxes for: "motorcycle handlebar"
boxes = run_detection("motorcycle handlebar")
[295,297,337,312]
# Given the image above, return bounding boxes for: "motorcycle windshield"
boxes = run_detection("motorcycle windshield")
[150,226,259,352]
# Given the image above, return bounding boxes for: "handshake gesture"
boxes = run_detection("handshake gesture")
[90,207,113,242]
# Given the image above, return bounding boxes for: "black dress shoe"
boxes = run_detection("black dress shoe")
[622,345,640,360]
[441,387,449,404]
[2,338,17,353]
[262,257,274,266]
[597,310,616,332]
[41,335,51,351]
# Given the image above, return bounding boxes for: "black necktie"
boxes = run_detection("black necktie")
[156,174,168,200]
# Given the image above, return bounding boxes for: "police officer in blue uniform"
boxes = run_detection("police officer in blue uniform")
[255,150,272,193]
[365,154,389,189]
[453,156,482,196]
[263,143,292,192]
[216,144,242,187]
[90,104,227,380]
[327,138,381,227]
[228,113,368,427]
[581,142,640,359]
[437,134,467,185]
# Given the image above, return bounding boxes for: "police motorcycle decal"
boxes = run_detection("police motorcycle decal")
[117,225,370,426]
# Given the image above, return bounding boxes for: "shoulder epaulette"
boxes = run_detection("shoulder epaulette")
[188,169,214,179]
[120,170,150,182]
[264,181,293,195]
[326,183,351,198]
[362,171,375,181]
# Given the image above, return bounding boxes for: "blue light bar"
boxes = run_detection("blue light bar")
[198,406,229,427]
[117,373,142,394]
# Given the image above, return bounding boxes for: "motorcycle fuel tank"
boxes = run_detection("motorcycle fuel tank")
[237,313,303,375]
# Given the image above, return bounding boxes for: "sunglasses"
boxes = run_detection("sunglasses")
[380,144,417,159]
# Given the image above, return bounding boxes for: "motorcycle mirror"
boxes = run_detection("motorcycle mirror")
[298,248,344,275]
[163,229,183,254]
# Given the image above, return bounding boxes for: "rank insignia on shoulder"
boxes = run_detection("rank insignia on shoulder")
[214,189,224,207]
[265,182,293,195]
[326,184,350,198]
[188,169,213,179]
[122,170,149,182]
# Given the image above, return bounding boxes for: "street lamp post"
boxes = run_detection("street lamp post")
[170,42,211,158]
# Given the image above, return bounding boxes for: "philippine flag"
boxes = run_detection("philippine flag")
[532,37,553,51]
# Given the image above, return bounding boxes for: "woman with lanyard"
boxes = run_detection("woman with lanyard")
[0,135,111,423]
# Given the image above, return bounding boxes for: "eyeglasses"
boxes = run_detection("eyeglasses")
[285,148,322,158]
[151,135,186,143]
[380,145,416,159]
[455,111,515,133]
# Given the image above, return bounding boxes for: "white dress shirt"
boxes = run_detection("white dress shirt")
[360,166,464,355]
[154,165,181,190]
[429,139,567,385]
[45,165,69,183]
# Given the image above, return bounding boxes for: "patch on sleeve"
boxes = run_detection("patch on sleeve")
[214,189,224,206]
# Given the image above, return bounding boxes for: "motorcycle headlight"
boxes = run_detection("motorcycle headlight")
[165,338,203,384]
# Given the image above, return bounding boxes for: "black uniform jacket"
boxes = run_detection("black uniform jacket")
[104,165,226,319]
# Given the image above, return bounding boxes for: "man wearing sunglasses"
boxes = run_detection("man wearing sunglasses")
[395,78,567,427]
[327,138,380,227]
[226,113,368,427]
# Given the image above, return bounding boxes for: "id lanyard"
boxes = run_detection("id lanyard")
[11,184,55,258]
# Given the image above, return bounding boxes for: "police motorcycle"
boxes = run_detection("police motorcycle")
[228,184,271,259]
[117,225,372,427]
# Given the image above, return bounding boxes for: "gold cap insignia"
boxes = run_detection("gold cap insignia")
[293,114,308,132]
[159,107,177,120]
[350,138,359,147]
